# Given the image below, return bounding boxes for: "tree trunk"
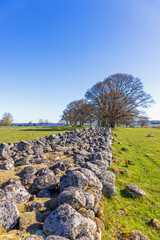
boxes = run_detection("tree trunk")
[110,122,115,129]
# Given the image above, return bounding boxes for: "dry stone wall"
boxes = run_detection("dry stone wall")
[0,127,117,240]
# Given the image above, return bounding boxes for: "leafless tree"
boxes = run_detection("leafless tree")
[28,121,32,126]
[39,119,44,126]
[45,119,49,126]
[85,73,154,128]
[137,115,150,127]
[61,99,95,126]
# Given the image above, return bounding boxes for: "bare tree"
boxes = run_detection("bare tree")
[45,119,49,126]
[61,99,95,126]
[137,115,150,127]
[28,121,32,126]
[85,73,154,128]
[39,119,44,126]
[0,113,14,126]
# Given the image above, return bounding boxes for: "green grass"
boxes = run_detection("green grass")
[0,125,87,143]
[102,127,160,240]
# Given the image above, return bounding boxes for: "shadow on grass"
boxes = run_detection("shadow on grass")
[120,189,131,198]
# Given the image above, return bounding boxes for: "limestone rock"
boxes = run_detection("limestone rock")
[38,168,54,176]
[18,140,31,151]
[58,187,86,210]
[149,218,160,229]
[0,158,14,170]
[3,184,31,204]
[0,200,19,231]
[46,236,69,240]
[31,174,58,193]
[117,230,148,240]
[15,157,30,167]
[77,168,102,190]
[51,160,72,171]
[0,143,11,160]
[19,166,37,177]
[60,170,88,192]
[102,182,117,198]
[43,203,97,239]
[37,189,52,198]
[125,185,145,197]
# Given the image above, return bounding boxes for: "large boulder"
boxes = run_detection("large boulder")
[18,166,37,177]
[125,185,145,197]
[0,158,14,170]
[37,189,52,198]
[77,168,102,191]
[58,187,86,210]
[21,174,36,186]
[102,182,117,198]
[60,170,88,192]
[0,200,19,231]
[15,157,30,167]
[31,173,58,193]
[2,184,31,204]
[18,140,31,151]
[0,143,11,160]
[43,203,97,239]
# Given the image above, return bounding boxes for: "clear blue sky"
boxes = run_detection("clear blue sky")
[0,0,160,123]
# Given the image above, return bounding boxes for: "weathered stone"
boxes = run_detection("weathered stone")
[77,168,102,190]
[117,230,148,240]
[6,178,22,185]
[51,160,72,171]
[27,148,34,155]
[84,191,95,210]
[102,182,117,198]
[84,162,115,184]
[58,187,86,210]
[60,170,88,192]
[38,168,54,176]
[31,174,58,193]
[18,140,31,151]
[15,157,30,167]
[0,143,11,160]
[21,174,36,185]
[3,184,31,204]
[86,187,102,213]
[0,158,14,170]
[149,218,160,229]
[43,203,97,239]
[0,200,19,231]
[19,166,37,177]
[46,236,69,240]
[125,185,145,197]
[37,189,52,198]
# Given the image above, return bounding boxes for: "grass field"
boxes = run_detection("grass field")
[0,125,86,143]
[102,127,160,240]
[0,126,160,239]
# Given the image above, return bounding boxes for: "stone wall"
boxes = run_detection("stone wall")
[0,127,117,240]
